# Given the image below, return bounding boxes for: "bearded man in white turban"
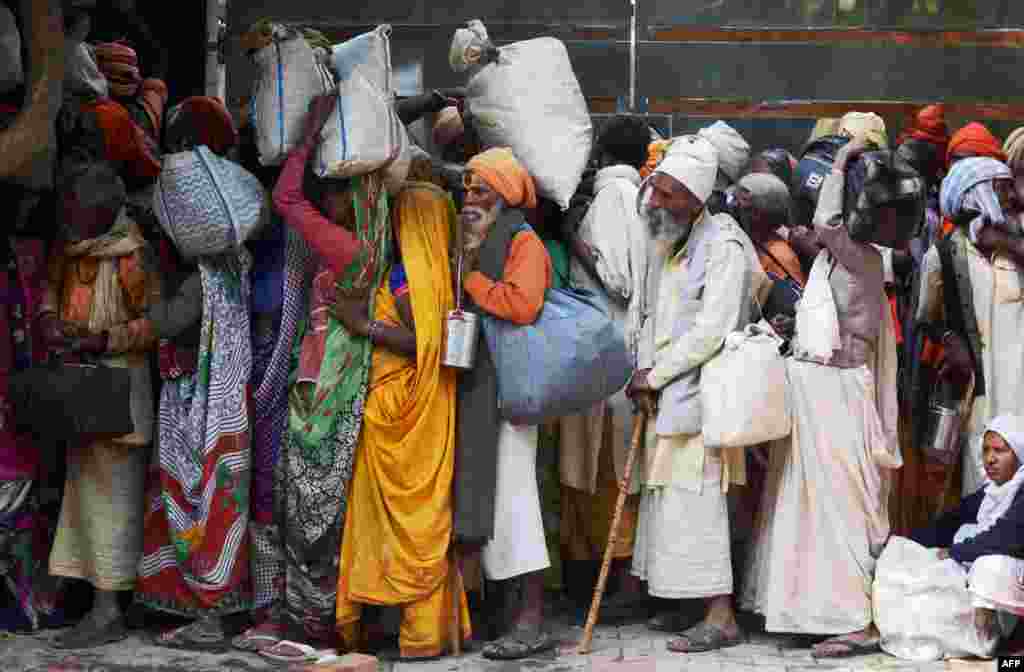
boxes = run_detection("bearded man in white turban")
[627,135,769,653]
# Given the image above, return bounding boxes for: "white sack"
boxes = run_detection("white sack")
[316,25,400,179]
[454,22,592,209]
[251,26,335,166]
[874,537,1000,661]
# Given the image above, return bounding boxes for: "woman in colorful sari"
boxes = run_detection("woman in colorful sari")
[333,182,470,660]
[247,94,390,662]
[134,96,257,651]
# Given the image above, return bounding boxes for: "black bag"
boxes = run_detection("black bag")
[792,135,850,226]
[844,150,926,248]
[8,358,135,445]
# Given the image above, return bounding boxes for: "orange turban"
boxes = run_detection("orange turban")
[466,147,537,210]
[640,139,673,180]
[947,122,1006,168]
[897,104,950,152]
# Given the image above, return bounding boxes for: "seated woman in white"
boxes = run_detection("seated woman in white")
[875,414,1024,660]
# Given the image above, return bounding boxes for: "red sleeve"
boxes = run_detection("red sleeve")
[464,230,552,325]
[272,143,363,275]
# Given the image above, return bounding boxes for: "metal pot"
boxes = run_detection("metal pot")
[924,403,961,466]
[443,309,478,370]
[442,250,478,370]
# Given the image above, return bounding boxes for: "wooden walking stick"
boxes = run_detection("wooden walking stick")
[578,405,649,655]
[448,543,463,656]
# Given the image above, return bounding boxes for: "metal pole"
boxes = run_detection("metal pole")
[629,0,638,112]
[205,0,227,101]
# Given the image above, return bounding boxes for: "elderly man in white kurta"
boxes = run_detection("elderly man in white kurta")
[627,136,768,653]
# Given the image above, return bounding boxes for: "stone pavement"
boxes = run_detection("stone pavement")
[0,615,1000,672]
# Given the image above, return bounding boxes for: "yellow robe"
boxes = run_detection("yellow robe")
[336,183,470,658]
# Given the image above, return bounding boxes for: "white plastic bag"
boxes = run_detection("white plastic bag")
[316,25,400,179]
[0,4,22,94]
[454,22,592,209]
[701,323,791,448]
[874,537,999,661]
[251,26,335,166]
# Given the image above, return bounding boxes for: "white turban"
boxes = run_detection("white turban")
[651,135,719,205]
[698,120,750,185]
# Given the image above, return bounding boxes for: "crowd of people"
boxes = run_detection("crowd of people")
[4,2,1024,666]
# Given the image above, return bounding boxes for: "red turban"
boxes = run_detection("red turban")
[170,97,239,156]
[947,122,1007,168]
[93,41,142,99]
[897,104,950,153]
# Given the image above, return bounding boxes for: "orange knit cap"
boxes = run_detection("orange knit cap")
[947,122,1007,167]
[466,147,537,209]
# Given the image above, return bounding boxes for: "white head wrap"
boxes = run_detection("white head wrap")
[649,135,719,205]
[697,120,750,185]
[956,414,1024,546]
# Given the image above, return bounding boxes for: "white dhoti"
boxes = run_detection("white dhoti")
[631,434,733,600]
[741,359,892,634]
[482,422,551,581]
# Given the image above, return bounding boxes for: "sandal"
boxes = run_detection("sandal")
[55,616,127,650]
[231,622,285,652]
[811,634,881,659]
[648,611,694,633]
[667,622,746,653]
[153,618,229,653]
[482,625,556,661]
[259,640,337,664]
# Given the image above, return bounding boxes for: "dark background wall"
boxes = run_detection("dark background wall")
[217,0,1024,152]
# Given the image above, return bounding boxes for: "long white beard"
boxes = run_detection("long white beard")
[461,204,501,251]
[648,207,692,257]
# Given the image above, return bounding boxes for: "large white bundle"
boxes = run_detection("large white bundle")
[0,4,22,94]
[451,20,592,209]
[316,25,400,179]
[251,26,335,166]
[874,537,1000,661]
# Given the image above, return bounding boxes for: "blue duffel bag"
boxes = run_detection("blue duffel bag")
[482,286,632,426]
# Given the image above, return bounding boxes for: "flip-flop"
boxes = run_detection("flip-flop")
[259,640,337,663]
[231,623,285,652]
[153,619,230,653]
[54,617,127,650]
[811,635,881,659]
[667,622,746,653]
[648,611,693,633]
[481,625,556,661]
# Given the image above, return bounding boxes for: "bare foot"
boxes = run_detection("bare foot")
[812,625,880,658]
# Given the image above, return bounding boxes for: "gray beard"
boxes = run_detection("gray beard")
[648,207,692,256]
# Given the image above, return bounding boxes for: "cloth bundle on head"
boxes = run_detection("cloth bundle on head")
[808,118,839,145]
[940,156,1011,242]
[957,414,1024,544]
[465,147,537,209]
[93,41,142,99]
[948,122,1006,167]
[648,134,719,205]
[432,106,465,149]
[697,120,750,186]
[838,111,888,149]
[164,96,238,157]
[1003,127,1024,175]
[897,104,950,152]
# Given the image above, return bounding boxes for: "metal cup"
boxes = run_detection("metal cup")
[443,309,478,370]
[924,403,961,465]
